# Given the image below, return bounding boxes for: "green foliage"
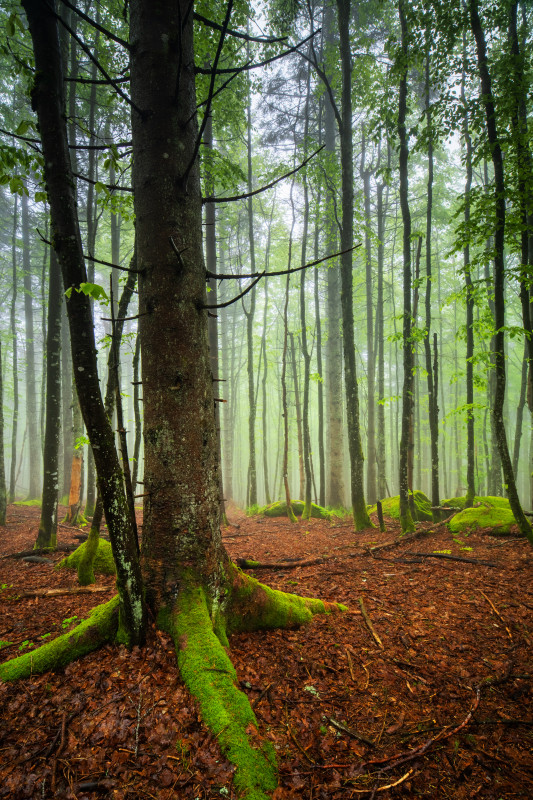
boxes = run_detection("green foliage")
[65,282,110,305]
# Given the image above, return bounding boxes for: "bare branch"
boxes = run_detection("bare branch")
[37,230,141,274]
[183,0,235,183]
[57,0,130,50]
[73,171,133,191]
[194,12,287,43]
[202,145,324,204]
[206,243,361,281]
[54,10,144,117]
[195,30,320,75]
[201,273,265,310]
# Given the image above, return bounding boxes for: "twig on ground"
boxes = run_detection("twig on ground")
[235,556,330,569]
[358,598,384,650]
[408,552,497,567]
[327,717,375,747]
[479,590,513,639]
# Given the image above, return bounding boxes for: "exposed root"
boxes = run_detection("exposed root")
[0,596,119,682]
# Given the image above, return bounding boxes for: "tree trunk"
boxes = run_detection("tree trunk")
[376,138,387,501]
[35,250,62,548]
[360,126,376,504]
[21,191,40,499]
[23,0,146,644]
[469,0,532,541]
[0,341,6,525]
[397,0,416,533]
[9,194,19,503]
[423,43,440,519]
[324,0,345,509]
[337,0,371,530]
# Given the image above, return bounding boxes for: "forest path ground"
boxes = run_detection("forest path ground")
[0,503,531,799]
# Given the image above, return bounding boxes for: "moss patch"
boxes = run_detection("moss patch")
[171,586,277,800]
[14,499,41,507]
[369,490,432,522]
[260,500,332,520]
[442,495,511,511]
[447,498,516,535]
[0,596,119,681]
[57,539,116,577]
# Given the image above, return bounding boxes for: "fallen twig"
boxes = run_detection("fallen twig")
[479,590,512,639]
[327,717,375,747]
[350,768,413,793]
[358,597,384,650]
[235,556,330,569]
[18,586,112,599]
[408,552,497,567]
[2,544,77,560]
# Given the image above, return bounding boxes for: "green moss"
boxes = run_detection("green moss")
[225,566,346,635]
[57,539,116,577]
[14,499,41,507]
[369,490,432,522]
[0,597,119,681]
[260,500,332,520]
[77,526,100,585]
[442,495,511,511]
[171,586,277,800]
[447,500,516,535]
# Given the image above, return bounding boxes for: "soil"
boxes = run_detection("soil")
[0,502,531,799]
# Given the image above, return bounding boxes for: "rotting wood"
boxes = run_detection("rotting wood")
[18,586,112,599]
[358,597,384,649]
[236,556,330,569]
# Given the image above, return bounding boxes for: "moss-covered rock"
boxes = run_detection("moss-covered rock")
[260,500,332,520]
[368,490,432,522]
[57,538,116,576]
[447,497,516,535]
[441,494,511,511]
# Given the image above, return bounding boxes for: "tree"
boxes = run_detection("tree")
[5,4,344,795]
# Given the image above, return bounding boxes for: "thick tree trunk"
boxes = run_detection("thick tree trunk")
[376,139,387,501]
[337,0,371,530]
[35,250,62,549]
[23,0,146,644]
[0,343,6,526]
[469,0,532,541]
[397,0,416,533]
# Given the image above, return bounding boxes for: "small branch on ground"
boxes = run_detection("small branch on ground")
[235,556,330,569]
[358,597,384,650]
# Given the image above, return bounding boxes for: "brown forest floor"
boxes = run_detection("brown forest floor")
[0,502,531,800]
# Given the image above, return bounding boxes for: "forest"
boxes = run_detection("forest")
[0,0,532,799]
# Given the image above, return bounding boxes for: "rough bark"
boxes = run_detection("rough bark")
[9,194,19,503]
[21,191,40,499]
[397,0,416,534]
[35,250,62,549]
[469,0,532,541]
[337,0,371,531]
[22,0,146,645]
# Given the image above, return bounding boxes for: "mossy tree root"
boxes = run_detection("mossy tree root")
[0,596,119,682]
[77,525,100,586]
[166,566,346,799]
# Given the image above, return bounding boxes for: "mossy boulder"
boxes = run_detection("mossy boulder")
[260,500,331,520]
[447,496,516,535]
[58,539,116,576]
[368,490,432,522]
[441,494,510,511]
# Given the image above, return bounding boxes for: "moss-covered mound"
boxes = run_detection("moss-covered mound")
[368,490,432,522]
[260,500,331,520]
[58,539,116,576]
[441,495,510,511]
[447,496,516,535]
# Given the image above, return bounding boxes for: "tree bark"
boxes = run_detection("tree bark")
[337,0,371,530]
[23,0,146,644]
[21,191,40,499]
[35,250,62,549]
[469,0,532,541]
[9,194,19,503]
[397,0,416,533]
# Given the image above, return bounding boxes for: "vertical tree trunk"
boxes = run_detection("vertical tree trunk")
[9,194,19,503]
[423,43,440,519]
[0,341,6,525]
[245,69,257,508]
[35,250,62,548]
[324,0,345,509]
[281,273,297,523]
[469,0,532,540]
[397,0,416,533]
[461,37,476,508]
[21,191,40,499]
[360,126,376,504]
[376,138,387,500]
[336,0,371,530]
[313,198,326,508]
[23,0,146,644]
